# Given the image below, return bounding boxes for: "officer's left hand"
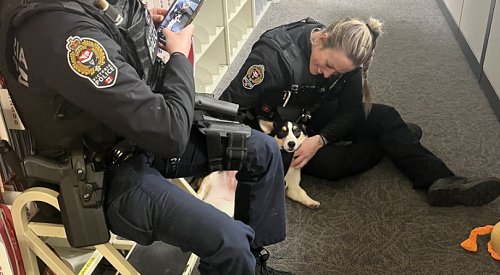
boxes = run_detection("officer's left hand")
[291,135,323,169]
[149,7,168,27]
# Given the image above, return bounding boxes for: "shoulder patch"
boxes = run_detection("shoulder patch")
[242,64,265,90]
[66,36,118,88]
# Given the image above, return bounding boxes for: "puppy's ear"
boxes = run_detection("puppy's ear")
[259,119,274,134]
[299,123,307,133]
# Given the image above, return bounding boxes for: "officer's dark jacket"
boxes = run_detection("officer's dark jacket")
[220,21,364,143]
[2,0,195,159]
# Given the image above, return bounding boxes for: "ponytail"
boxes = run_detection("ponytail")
[319,17,383,116]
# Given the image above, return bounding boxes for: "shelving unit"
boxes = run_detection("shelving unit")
[190,0,272,94]
[147,0,272,94]
[226,0,254,62]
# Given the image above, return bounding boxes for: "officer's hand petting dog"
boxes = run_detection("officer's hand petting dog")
[290,135,324,169]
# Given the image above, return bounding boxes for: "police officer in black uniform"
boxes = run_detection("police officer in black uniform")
[220,17,500,207]
[0,0,292,274]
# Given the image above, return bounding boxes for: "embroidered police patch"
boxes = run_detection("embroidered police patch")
[242,64,265,89]
[66,36,118,88]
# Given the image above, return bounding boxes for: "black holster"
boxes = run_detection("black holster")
[57,151,109,248]
[193,107,251,172]
[0,140,110,248]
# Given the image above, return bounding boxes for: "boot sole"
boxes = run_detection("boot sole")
[428,178,500,206]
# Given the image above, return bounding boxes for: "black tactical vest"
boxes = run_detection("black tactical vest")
[0,0,158,158]
[254,18,350,123]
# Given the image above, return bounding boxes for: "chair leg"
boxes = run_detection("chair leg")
[183,253,199,275]
[96,243,139,274]
[12,187,140,275]
[25,229,75,274]
[12,187,62,274]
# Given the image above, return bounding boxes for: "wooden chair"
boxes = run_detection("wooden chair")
[12,186,138,274]
[11,177,201,275]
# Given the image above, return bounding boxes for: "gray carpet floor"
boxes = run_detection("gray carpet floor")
[210,0,500,274]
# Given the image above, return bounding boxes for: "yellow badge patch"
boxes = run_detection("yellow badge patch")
[242,64,265,90]
[66,36,118,88]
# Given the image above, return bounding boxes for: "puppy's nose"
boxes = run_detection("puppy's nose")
[287,141,296,148]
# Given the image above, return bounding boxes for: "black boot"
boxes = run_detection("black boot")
[427,176,500,206]
[406,122,423,140]
[254,248,292,275]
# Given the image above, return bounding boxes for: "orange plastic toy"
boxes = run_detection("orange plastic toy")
[461,222,500,260]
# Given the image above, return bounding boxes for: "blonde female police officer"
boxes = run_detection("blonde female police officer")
[220,17,500,207]
[0,0,293,274]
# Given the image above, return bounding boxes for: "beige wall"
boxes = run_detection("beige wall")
[443,0,463,25]
[483,5,500,98]
[443,0,499,100]
[459,0,491,62]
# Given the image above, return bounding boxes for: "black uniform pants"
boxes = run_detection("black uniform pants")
[302,103,454,189]
[104,129,285,275]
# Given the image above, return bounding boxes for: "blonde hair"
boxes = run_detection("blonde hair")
[315,17,383,115]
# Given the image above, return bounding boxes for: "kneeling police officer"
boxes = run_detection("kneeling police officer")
[0,0,291,274]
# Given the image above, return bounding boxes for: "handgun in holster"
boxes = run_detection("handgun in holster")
[193,95,252,171]
[193,94,250,134]
[0,139,110,248]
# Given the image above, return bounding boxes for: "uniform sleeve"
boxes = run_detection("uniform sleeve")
[319,70,364,143]
[18,11,194,158]
[219,43,289,111]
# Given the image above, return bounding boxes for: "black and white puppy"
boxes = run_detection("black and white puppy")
[259,120,321,209]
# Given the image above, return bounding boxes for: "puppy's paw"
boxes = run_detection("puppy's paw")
[305,200,320,209]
